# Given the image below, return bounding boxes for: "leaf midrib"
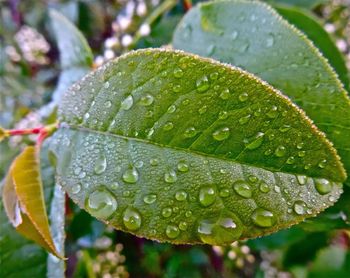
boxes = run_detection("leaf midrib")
[62,124,337,182]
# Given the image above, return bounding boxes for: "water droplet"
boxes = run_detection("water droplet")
[244,132,265,150]
[139,94,154,106]
[209,72,218,80]
[267,106,278,119]
[162,207,172,218]
[163,122,174,131]
[297,142,304,149]
[298,151,306,157]
[248,175,258,183]
[318,159,327,168]
[275,145,286,157]
[184,127,197,138]
[315,179,332,195]
[143,194,157,204]
[177,162,189,172]
[104,100,112,108]
[266,35,274,47]
[259,182,270,193]
[196,76,210,92]
[123,190,130,197]
[179,221,188,231]
[218,111,229,120]
[297,175,307,185]
[173,68,184,78]
[279,125,291,133]
[219,188,230,197]
[251,208,276,228]
[238,92,248,102]
[239,114,251,125]
[94,155,107,175]
[220,88,230,100]
[198,105,207,114]
[86,189,117,219]
[122,167,139,183]
[104,81,110,89]
[293,200,306,215]
[123,207,141,231]
[233,181,252,198]
[175,190,187,201]
[72,183,81,194]
[110,182,120,190]
[167,105,176,113]
[286,156,295,164]
[173,84,181,93]
[166,225,180,239]
[212,127,230,141]
[199,186,216,207]
[185,211,192,217]
[121,95,133,110]
[164,170,177,183]
[274,185,281,193]
[328,195,336,202]
[150,158,159,166]
[264,149,272,156]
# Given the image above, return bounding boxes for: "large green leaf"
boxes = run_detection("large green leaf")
[172,0,350,186]
[50,49,345,245]
[275,5,349,92]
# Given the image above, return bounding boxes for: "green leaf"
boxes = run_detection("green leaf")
[50,49,345,245]
[275,5,349,92]
[265,0,327,9]
[172,0,350,186]
[0,142,64,277]
[2,146,63,258]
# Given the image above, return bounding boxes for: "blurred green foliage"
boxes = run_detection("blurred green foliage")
[0,0,349,277]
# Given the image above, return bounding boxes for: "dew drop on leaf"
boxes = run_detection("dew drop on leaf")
[239,114,251,125]
[251,208,276,228]
[121,95,134,110]
[163,122,174,131]
[122,167,139,183]
[199,186,216,207]
[86,189,117,219]
[177,162,189,172]
[196,76,210,92]
[275,145,286,157]
[173,68,184,78]
[315,179,332,195]
[143,194,157,204]
[166,224,180,239]
[71,183,81,194]
[123,207,142,231]
[297,175,307,185]
[259,182,270,193]
[164,170,177,183]
[212,127,230,141]
[233,181,252,198]
[138,94,154,106]
[175,190,187,201]
[244,132,265,150]
[184,127,197,138]
[267,105,278,119]
[162,207,172,218]
[179,221,188,231]
[94,154,107,175]
[238,92,248,102]
[293,200,306,215]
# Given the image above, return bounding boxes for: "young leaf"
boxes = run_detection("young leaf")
[3,146,63,258]
[275,5,349,91]
[49,49,345,245]
[173,0,350,185]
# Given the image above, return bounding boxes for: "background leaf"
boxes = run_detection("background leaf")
[50,49,344,246]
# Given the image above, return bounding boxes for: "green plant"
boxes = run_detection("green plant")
[1,0,349,277]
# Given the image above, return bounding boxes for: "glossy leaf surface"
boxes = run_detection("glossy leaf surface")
[173,0,350,185]
[49,49,345,245]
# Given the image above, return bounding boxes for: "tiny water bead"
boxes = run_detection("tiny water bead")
[122,167,139,183]
[318,159,327,168]
[239,114,251,125]
[166,225,180,239]
[244,132,265,150]
[220,88,230,100]
[150,158,159,166]
[71,183,81,194]
[212,127,230,141]
[86,189,117,219]
[143,194,157,204]
[233,181,252,198]
[251,208,276,228]
[177,162,189,172]
[120,95,134,110]
[267,105,278,119]
[315,178,332,195]
[218,111,229,120]
[238,92,248,102]
[167,105,176,113]
[297,175,307,185]
[199,186,216,207]
[123,207,141,231]
[198,105,207,114]
[162,207,172,218]
[279,124,291,133]
[184,127,197,138]
[196,76,210,92]
[164,170,177,183]
[94,155,107,175]
[175,190,188,201]
[259,182,270,193]
[293,200,307,215]
[138,94,154,106]
[275,145,286,157]
[210,72,219,80]
[286,156,295,165]
[173,68,184,78]
[173,84,181,93]
[163,122,174,131]
[298,151,306,157]
[104,100,112,108]
[179,221,188,231]
[219,188,230,197]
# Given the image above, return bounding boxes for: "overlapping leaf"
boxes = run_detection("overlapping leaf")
[50,49,345,245]
[172,0,350,187]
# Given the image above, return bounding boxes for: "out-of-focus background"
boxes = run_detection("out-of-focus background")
[0,0,349,277]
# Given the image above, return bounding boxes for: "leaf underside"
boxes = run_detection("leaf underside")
[3,146,62,258]
[50,49,345,245]
[172,0,350,186]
